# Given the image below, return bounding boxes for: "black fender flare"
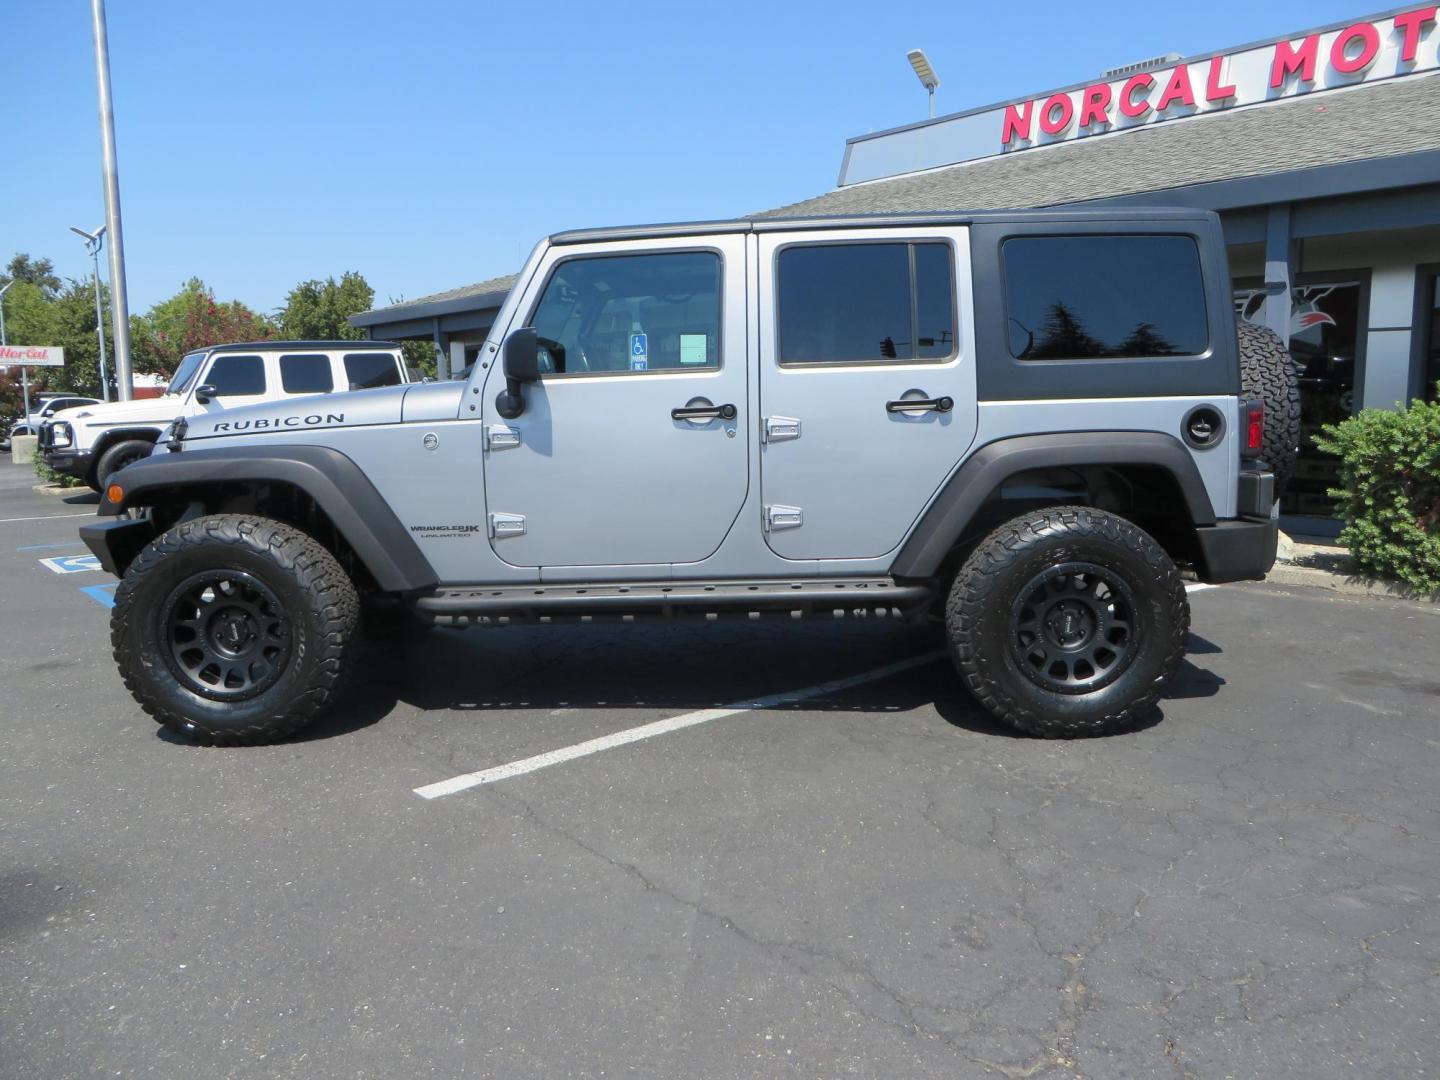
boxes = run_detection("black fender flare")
[99,444,437,593]
[890,431,1217,578]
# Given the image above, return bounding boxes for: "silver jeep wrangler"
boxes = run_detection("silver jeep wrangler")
[82,209,1293,745]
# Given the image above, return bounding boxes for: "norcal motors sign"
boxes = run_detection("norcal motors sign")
[839,6,1440,186]
[1001,7,1436,149]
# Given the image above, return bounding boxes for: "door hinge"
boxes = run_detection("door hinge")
[485,425,521,451]
[764,504,804,532]
[763,416,801,443]
[488,512,526,538]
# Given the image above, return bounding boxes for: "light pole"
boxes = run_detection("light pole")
[0,280,33,425]
[69,225,110,401]
[907,49,940,119]
[89,0,134,400]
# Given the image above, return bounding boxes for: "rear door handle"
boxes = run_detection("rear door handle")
[672,403,737,421]
[886,396,954,414]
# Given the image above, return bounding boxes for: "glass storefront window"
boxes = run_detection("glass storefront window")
[1423,273,1440,404]
[1234,281,1363,519]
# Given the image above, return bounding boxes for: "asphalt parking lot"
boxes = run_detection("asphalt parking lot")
[2,457,1437,1079]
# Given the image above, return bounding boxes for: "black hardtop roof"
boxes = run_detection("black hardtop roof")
[548,207,1218,246]
[197,340,401,354]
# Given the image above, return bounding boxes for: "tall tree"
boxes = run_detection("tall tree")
[130,278,276,377]
[278,272,374,341]
[2,254,62,299]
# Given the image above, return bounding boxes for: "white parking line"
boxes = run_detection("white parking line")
[1186,583,1218,593]
[0,512,94,524]
[414,650,946,800]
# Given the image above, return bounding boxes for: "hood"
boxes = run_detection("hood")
[57,397,179,426]
[182,383,411,441]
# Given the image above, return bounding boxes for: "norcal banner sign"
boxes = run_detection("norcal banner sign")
[0,345,65,367]
[840,6,1440,185]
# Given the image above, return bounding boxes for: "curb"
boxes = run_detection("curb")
[1263,561,1440,604]
[32,483,98,504]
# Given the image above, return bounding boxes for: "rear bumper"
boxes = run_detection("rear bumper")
[1194,516,1278,583]
[42,448,93,481]
[80,517,159,578]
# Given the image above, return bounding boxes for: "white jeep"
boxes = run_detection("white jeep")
[39,341,408,490]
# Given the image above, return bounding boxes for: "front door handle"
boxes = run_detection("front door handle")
[886,395,954,414]
[672,403,737,421]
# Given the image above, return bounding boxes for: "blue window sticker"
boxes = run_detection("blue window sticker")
[630,332,648,371]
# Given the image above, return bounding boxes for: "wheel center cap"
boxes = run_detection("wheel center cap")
[1045,600,1095,649]
[209,610,255,657]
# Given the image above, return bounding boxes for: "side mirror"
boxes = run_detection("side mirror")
[194,384,218,404]
[495,327,540,419]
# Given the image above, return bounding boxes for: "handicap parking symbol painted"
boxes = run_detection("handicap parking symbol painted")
[39,553,101,575]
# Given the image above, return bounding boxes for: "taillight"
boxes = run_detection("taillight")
[1244,399,1264,457]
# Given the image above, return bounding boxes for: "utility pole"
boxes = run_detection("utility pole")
[70,225,110,401]
[89,0,134,400]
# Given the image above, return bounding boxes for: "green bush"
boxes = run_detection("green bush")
[1315,392,1440,592]
[32,453,83,489]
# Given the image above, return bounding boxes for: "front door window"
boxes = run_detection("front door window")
[1235,281,1363,519]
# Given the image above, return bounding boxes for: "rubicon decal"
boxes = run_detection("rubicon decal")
[211,413,345,432]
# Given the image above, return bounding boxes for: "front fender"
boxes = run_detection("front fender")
[97,444,437,593]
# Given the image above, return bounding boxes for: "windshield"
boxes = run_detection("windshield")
[167,351,207,395]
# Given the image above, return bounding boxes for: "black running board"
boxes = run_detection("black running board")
[412,577,934,627]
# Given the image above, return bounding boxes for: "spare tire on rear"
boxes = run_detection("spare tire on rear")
[1236,320,1302,498]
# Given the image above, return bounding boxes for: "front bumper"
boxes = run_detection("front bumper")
[80,516,159,577]
[42,447,94,480]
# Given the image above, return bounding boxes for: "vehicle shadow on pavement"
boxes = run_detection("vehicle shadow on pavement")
[273,624,1228,746]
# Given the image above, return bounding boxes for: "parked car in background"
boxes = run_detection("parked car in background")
[8,394,103,442]
[39,341,407,490]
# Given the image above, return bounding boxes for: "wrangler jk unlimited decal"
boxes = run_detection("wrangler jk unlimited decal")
[410,524,482,537]
[212,413,345,432]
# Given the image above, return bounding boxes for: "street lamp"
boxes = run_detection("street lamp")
[0,279,35,424]
[907,49,940,119]
[70,224,110,402]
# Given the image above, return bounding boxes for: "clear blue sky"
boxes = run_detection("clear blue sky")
[3,0,1364,315]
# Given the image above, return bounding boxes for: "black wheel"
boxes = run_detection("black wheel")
[1237,320,1301,497]
[946,506,1189,738]
[111,514,359,745]
[94,438,155,490]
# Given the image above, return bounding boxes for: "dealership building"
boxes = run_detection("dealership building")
[352,5,1440,526]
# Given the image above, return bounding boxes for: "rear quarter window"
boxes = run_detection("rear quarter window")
[1003,235,1208,360]
[343,352,402,389]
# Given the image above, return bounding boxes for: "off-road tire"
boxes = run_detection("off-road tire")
[111,514,359,745]
[1236,320,1301,497]
[946,506,1189,739]
[94,437,155,491]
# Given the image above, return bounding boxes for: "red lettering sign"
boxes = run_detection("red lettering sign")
[1331,22,1380,73]
[1039,93,1074,135]
[1119,72,1154,118]
[1394,6,1438,61]
[1270,34,1320,87]
[1079,83,1112,127]
[1205,55,1237,102]
[1155,67,1196,111]
[1001,100,1033,145]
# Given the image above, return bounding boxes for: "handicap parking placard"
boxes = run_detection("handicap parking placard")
[38,553,101,575]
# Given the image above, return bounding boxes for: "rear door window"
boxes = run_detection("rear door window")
[343,352,402,389]
[280,353,334,394]
[1003,235,1208,360]
[777,242,956,365]
[203,354,266,397]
